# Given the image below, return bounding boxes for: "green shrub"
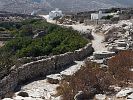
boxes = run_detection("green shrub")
[0,18,89,73]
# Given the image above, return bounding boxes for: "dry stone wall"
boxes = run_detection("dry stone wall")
[84,19,118,25]
[0,43,94,98]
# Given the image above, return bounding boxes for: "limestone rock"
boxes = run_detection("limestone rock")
[93,51,115,59]
[95,94,107,100]
[127,93,133,99]
[116,88,133,98]
[46,74,62,84]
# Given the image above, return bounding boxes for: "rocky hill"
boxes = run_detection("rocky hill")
[0,0,133,14]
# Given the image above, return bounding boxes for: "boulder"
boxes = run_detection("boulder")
[95,94,107,100]
[127,93,133,99]
[114,40,127,47]
[93,51,115,59]
[46,74,62,84]
[33,31,47,38]
[81,30,93,40]
[17,91,29,97]
[116,88,133,98]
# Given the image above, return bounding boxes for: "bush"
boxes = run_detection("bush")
[18,25,33,37]
[1,21,88,57]
[0,18,89,74]
[57,61,116,100]
[108,50,133,82]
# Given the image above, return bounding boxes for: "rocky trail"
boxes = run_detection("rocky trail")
[5,17,108,100]
[70,24,107,52]
[92,31,107,52]
[9,24,106,100]
[2,14,133,100]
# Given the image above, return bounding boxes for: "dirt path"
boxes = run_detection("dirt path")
[13,17,107,100]
[41,15,107,52]
[16,61,84,100]
[41,15,107,51]
[65,24,107,52]
[91,31,107,52]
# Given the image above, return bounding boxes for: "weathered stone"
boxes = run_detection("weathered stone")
[93,51,115,59]
[46,74,62,84]
[127,93,133,99]
[104,26,126,42]
[74,43,93,60]
[109,85,121,92]
[116,88,133,98]
[115,40,127,47]
[81,30,93,39]
[33,31,47,39]
[17,91,29,97]
[95,94,107,100]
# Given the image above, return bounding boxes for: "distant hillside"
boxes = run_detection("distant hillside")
[0,0,133,14]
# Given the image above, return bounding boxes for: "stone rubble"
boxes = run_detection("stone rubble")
[97,20,133,53]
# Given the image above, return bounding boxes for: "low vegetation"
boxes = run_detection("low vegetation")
[108,50,133,82]
[0,18,89,77]
[57,61,116,100]
[57,51,133,100]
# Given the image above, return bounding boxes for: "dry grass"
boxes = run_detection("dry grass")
[57,61,116,100]
[56,51,133,100]
[108,50,133,82]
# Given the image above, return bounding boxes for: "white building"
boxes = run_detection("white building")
[91,11,103,20]
[91,11,118,20]
[49,8,63,20]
